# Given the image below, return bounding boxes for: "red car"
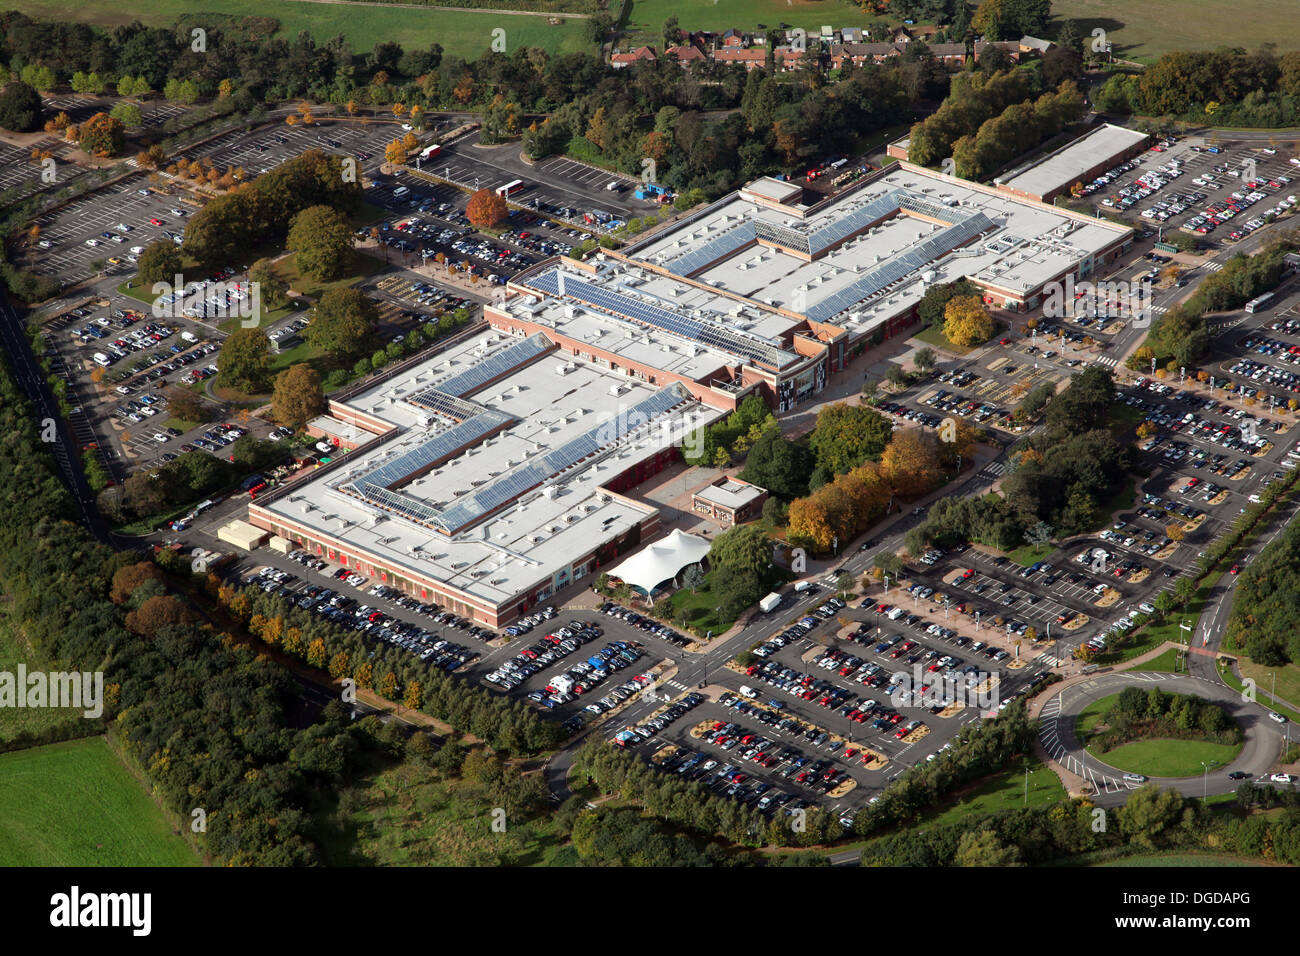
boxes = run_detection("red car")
[1230,564,1241,575]
[999,337,1011,345]
[149,217,163,226]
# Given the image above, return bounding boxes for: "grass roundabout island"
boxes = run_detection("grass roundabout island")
[1075,690,1244,779]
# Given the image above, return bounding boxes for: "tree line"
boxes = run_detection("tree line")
[0,346,398,864]
[1094,47,1300,129]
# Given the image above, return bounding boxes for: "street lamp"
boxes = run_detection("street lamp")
[1200,759,1217,800]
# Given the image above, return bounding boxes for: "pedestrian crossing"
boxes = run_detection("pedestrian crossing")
[1095,356,1119,368]
[1032,651,1063,666]
[1202,261,1224,272]
[663,679,689,691]
[978,461,1006,479]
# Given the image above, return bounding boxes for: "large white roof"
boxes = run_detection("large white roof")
[608,528,711,594]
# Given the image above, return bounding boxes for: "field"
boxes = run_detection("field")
[925,760,1068,824]
[1238,659,1300,717]
[1092,852,1269,867]
[5,0,593,56]
[1049,0,1300,64]
[1137,646,1188,674]
[625,0,864,42]
[0,738,199,866]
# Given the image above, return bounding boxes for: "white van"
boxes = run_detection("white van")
[738,685,758,699]
[392,185,410,198]
[605,181,622,192]
[92,352,111,367]
[181,331,198,344]
[793,580,814,593]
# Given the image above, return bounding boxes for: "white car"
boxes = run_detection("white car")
[153,432,168,443]
[1268,712,1288,724]
[85,238,99,246]
[1271,772,1294,784]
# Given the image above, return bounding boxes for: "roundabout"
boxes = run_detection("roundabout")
[1037,671,1283,804]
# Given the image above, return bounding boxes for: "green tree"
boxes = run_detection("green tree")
[1118,784,1188,850]
[109,101,143,128]
[271,363,326,428]
[249,258,289,310]
[708,523,773,577]
[287,205,355,281]
[304,287,379,361]
[808,403,893,476]
[0,81,43,132]
[218,328,273,393]
[954,828,1020,866]
[137,241,182,287]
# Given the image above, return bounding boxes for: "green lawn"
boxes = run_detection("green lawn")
[912,323,979,355]
[0,738,199,866]
[1092,852,1270,867]
[625,0,863,42]
[1007,542,1054,567]
[1238,659,1300,717]
[273,249,388,301]
[1138,646,1189,674]
[1077,693,1242,777]
[4,0,594,55]
[925,760,1068,825]
[1050,0,1300,64]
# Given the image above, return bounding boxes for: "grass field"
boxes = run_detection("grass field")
[1007,543,1054,567]
[1092,852,1269,867]
[1077,693,1242,777]
[1049,1,1300,64]
[925,760,1068,825]
[1238,659,1300,716]
[625,0,864,42]
[911,323,977,355]
[1138,646,1188,674]
[0,738,199,866]
[5,0,593,56]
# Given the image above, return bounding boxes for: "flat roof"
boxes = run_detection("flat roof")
[257,328,727,607]
[999,124,1149,198]
[623,165,1132,333]
[695,478,765,510]
[308,415,371,444]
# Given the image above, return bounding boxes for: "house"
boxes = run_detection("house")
[828,42,902,69]
[841,27,863,43]
[611,46,657,69]
[890,25,914,44]
[664,43,708,67]
[720,28,747,47]
[1018,35,1055,55]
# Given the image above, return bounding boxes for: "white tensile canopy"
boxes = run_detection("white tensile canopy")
[608,529,711,595]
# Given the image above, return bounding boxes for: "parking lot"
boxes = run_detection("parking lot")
[1077,134,1299,244]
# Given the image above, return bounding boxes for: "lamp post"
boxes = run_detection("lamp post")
[1200,760,1216,800]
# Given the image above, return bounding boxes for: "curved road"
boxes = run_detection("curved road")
[1039,671,1287,806]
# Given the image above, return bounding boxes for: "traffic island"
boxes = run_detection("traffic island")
[1153,542,1179,562]
[650,744,679,765]
[1182,513,1208,534]
[1127,567,1152,585]
[1095,587,1121,608]
[1229,468,1252,482]
[1063,614,1090,631]
[900,724,931,745]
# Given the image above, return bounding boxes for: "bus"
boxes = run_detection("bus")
[496,179,525,198]
[1245,292,1275,314]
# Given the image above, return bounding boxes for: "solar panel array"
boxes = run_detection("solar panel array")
[348,482,444,528]
[526,269,794,370]
[359,408,515,490]
[428,333,553,398]
[433,382,694,534]
[804,210,997,322]
[807,189,903,254]
[664,222,757,276]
